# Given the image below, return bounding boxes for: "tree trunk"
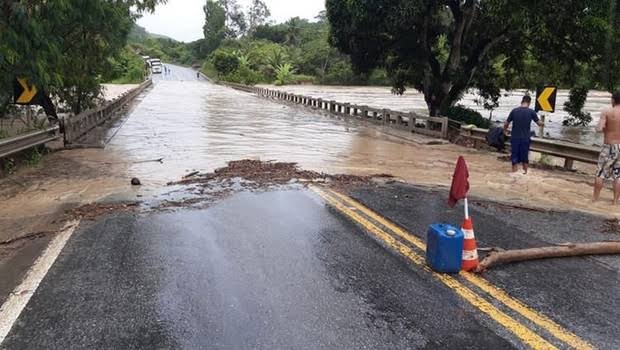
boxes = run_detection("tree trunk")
[475,242,620,273]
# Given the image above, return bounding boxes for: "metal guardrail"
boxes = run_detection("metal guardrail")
[63,79,152,144]
[0,79,152,160]
[0,126,61,159]
[460,126,600,169]
[220,82,450,139]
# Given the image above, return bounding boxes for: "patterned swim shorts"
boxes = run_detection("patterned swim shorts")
[596,144,620,180]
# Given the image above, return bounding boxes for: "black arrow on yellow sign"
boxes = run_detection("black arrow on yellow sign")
[535,86,557,113]
[12,78,58,120]
[13,78,40,105]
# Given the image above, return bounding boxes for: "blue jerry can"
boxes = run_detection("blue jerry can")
[426,224,464,273]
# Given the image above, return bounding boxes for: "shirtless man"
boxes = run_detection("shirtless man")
[593,92,620,204]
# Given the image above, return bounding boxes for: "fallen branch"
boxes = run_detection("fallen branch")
[475,241,620,273]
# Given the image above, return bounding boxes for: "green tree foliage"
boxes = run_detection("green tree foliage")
[218,0,247,37]
[198,1,388,86]
[203,0,227,55]
[247,0,270,34]
[0,0,165,116]
[210,49,240,75]
[563,87,592,126]
[326,0,612,116]
[275,63,295,86]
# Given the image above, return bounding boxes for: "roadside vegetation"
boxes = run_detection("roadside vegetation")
[0,0,164,117]
[3,0,620,129]
[326,0,620,123]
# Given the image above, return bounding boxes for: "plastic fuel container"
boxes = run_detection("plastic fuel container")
[426,224,464,273]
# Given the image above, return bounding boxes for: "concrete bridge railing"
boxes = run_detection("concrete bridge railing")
[219,82,450,140]
[460,126,600,169]
[63,79,153,144]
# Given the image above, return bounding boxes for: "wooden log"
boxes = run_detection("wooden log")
[475,241,620,273]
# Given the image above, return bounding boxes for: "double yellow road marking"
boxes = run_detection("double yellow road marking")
[311,186,593,350]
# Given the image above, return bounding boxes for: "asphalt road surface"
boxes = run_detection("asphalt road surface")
[2,185,618,349]
[1,64,618,349]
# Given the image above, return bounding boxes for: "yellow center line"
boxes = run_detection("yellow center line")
[323,187,593,350]
[311,187,556,350]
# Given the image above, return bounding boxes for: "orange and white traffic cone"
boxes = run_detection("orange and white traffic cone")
[461,216,479,271]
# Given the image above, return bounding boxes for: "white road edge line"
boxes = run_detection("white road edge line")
[0,220,80,345]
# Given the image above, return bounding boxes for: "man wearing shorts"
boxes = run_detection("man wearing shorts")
[504,95,544,174]
[593,92,620,204]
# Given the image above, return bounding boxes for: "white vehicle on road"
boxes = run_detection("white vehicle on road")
[149,58,162,74]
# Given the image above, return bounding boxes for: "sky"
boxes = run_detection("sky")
[137,0,326,42]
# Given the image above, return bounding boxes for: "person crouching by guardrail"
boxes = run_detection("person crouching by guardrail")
[593,92,620,205]
[503,95,545,174]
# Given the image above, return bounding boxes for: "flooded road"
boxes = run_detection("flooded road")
[101,65,615,217]
[1,63,617,247]
[262,85,610,146]
[2,65,619,350]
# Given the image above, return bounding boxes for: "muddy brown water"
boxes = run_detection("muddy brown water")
[261,85,610,146]
[1,66,618,246]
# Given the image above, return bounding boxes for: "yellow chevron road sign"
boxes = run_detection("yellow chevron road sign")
[14,78,40,105]
[535,86,557,113]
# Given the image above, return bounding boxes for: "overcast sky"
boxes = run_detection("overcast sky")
[137,0,326,42]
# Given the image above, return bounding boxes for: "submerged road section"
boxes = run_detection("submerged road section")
[1,64,618,350]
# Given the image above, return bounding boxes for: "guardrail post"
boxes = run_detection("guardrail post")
[383,109,389,125]
[564,159,574,170]
[441,117,449,139]
[409,113,416,131]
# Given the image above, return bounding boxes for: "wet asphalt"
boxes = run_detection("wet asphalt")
[347,182,620,349]
[3,189,518,349]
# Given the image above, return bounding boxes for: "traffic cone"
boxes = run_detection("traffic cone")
[461,216,479,271]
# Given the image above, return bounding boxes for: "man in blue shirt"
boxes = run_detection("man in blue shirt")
[503,95,544,174]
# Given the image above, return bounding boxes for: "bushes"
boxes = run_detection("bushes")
[104,48,146,84]
[275,63,295,85]
[563,87,592,126]
[210,49,240,76]
[225,65,262,85]
[443,105,491,128]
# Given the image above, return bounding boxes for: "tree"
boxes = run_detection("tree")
[563,87,592,126]
[203,0,227,55]
[1,0,165,116]
[247,0,270,33]
[217,0,247,37]
[326,0,611,116]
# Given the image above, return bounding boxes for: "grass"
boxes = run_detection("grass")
[24,147,44,167]
[200,62,219,81]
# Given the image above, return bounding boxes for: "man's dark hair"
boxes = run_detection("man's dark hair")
[613,91,620,105]
[522,95,532,104]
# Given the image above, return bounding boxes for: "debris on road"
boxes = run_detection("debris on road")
[603,218,620,235]
[183,171,200,179]
[131,177,141,186]
[475,241,620,272]
[66,202,140,221]
[169,159,375,187]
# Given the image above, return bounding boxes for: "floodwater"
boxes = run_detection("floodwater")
[103,65,616,216]
[1,63,617,244]
[261,85,611,146]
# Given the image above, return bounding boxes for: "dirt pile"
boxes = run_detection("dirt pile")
[66,202,140,220]
[170,159,375,187]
